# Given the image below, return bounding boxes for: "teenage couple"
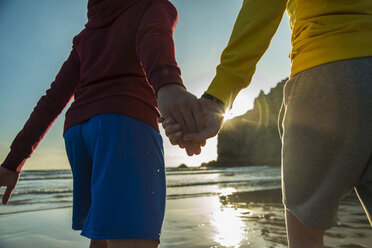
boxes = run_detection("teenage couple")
[1,0,371,247]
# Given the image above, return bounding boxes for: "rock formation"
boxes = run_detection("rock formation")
[205,78,287,167]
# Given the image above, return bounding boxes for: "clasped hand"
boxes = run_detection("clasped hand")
[157,84,225,155]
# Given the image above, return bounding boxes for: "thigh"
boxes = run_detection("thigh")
[79,114,166,241]
[281,57,372,229]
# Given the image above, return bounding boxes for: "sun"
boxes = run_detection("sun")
[223,94,253,120]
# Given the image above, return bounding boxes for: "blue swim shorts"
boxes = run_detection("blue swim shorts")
[63,114,165,242]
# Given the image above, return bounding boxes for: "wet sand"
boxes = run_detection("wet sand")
[0,190,371,248]
[220,190,372,248]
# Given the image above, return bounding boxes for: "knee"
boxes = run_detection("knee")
[285,209,325,248]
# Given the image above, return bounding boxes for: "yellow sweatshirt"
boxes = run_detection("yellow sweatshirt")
[206,0,372,108]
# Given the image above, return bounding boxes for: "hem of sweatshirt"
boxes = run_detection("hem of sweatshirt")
[290,31,372,78]
[64,95,160,134]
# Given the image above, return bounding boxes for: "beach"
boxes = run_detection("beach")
[0,168,371,248]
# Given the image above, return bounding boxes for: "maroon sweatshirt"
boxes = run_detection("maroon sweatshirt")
[1,0,184,173]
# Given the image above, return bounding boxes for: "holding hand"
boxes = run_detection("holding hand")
[163,95,225,150]
[0,167,20,204]
[157,84,206,155]
[184,96,225,143]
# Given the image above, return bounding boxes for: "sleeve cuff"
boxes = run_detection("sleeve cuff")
[1,150,28,173]
[149,65,184,93]
[205,69,247,109]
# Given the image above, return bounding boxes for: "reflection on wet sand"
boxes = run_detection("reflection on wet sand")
[216,188,371,248]
[212,204,246,247]
[221,188,282,204]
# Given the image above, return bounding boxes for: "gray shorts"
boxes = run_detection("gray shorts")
[279,57,372,230]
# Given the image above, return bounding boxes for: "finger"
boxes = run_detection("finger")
[190,143,201,155]
[2,186,14,205]
[185,145,194,156]
[161,118,175,130]
[184,128,216,144]
[181,108,198,133]
[171,110,188,134]
[184,143,201,156]
[200,140,206,147]
[192,101,205,132]
[168,131,182,145]
[165,123,181,136]
[178,140,186,149]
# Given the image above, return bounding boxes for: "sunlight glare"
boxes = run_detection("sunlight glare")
[219,187,237,197]
[211,205,246,248]
[223,93,253,121]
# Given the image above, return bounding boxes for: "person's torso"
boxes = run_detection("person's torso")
[286,0,372,76]
[71,0,156,111]
[63,0,161,132]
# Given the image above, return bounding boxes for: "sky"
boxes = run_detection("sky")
[0,0,291,170]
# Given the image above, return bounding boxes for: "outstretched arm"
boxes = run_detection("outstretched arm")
[1,48,80,173]
[0,46,80,203]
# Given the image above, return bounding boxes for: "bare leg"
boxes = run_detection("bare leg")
[285,209,325,248]
[107,239,159,248]
[90,239,108,248]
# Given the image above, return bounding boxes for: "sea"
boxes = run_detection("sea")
[0,166,281,216]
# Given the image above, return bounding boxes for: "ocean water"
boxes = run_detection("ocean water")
[0,166,281,216]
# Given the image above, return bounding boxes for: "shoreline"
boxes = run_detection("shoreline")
[1,192,371,248]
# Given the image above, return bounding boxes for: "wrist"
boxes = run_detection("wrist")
[0,166,20,175]
[201,93,226,112]
[157,83,185,98]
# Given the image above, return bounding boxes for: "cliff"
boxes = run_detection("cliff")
[206,78,287,167]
